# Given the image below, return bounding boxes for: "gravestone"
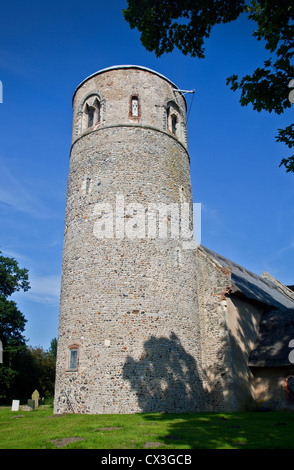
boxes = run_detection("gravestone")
[31,390,40,408]
[27,399,35,409]
[11,400,20,411]
[22,405,33,411]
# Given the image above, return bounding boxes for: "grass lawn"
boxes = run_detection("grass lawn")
[0,405,294,449]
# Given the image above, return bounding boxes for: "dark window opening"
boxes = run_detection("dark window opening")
[86,177,91,194]
[95,99,101,123]
[88,106,95,128]
[171,115,177,135]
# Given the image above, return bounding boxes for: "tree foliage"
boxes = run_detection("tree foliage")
[0,251,29,402]
[0,251,30,297]
[123,0,245,58]
[0,252,57,404]
[0,250,58,404]
[123,0,294,172]
[23,344,56,400]
[4,341,57,404]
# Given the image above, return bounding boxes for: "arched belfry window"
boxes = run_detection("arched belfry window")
[171,114,177,135]
[82,96,101,133]
[129,95,140,119]
[167,101,181,138]
[87,105,95,128]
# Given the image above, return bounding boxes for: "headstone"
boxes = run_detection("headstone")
[11,400,20,411]
[22,405,33,411]
[31,390,40,408]
[27,399,35,409]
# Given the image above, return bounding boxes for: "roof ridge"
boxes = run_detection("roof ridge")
[261,271,294,301]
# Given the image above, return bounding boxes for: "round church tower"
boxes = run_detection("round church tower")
[54,65,203,414]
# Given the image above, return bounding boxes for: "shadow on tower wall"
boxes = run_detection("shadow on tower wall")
[122,332,205,413]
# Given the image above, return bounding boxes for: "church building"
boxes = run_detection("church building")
[54,65,294,414]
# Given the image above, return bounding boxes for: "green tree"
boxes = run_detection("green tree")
[123,0,294,172]
[0,251,30,403]
[49,337,57,360]
[11,341,57,403]
[24,342,56,399]
[0,251,30,297]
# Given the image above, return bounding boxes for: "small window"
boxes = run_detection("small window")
[167,101,181,138]
[171,115,177,135]
[87,106,95,128]
[129,95,140,118]
[86,177,92,194]
[83,97,101,132]
[132,96,138,117]
[68,347,78,370]
[94,98,101,123]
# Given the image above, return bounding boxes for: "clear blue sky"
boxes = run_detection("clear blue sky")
[0,0,293,349]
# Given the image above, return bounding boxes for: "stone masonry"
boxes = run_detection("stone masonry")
[53,66,206,414]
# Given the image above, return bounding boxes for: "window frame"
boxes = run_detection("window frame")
[129,94,140,119]
[67,345,79,371]
[171,114,177,135]
[166,101,181,139]
[87,105,95,128]
[81,95,101,133]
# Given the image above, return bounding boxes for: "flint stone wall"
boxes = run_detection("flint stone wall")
[54,67,205,414]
